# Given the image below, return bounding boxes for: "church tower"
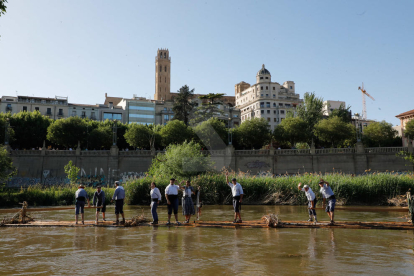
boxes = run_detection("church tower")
[155,48,171,101]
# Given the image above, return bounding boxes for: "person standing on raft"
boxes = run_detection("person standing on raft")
[225,171,244,223]
[111,181,126,225]
[75,184,90,225]
[319,178,336,225]
[298,183,317,223]
[165,178,182,225]
[93,186,106,224]
[150,182,161,225]
[181,180,197,223]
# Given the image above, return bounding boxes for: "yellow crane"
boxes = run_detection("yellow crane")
[358,82,375,120]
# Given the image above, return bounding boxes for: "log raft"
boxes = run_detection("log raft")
[3,220,414,230]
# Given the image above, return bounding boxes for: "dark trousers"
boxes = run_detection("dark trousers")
[151,200,158,221]
[308,199,317,216]
[115,199,124,215]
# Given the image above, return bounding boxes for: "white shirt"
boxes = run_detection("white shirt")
[319,184,334,199]
[301,187,316,201]
[228,182,243,197]
[165,184,180,195]
[150,187,162,200]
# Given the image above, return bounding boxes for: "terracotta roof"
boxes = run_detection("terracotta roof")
[396,109,414,118]
[104,96,123,106]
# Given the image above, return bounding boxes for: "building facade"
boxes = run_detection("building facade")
[235,64,303,130]
[323,100,346,116]
[396,109,414,147]
[68,103,100,121]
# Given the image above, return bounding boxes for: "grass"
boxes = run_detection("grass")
[0,185,116,208]
[124,171,414,206]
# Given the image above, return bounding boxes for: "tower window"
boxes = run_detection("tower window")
[159,66,162,72]
[160,76,161,82]
[160,52,162,58]
[164,53,166,58]
[165,66,167,72]
[260,77,263,80]
[290,86,293,89]
[165,77,166,83]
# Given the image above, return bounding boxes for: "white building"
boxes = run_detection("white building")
[323,100,346,116]
[234,64,303,130]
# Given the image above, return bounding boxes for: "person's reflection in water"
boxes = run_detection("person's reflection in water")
[231,229,242,273]
[149,229,158,264]
[330,229,336,253]
[94,227,107,252]
[307,229,317,260]
[166,230,179,254]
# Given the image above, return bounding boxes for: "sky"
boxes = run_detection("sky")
[1,0,413,125]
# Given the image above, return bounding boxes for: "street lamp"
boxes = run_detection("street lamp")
[354,113,362,142]
[227,107,233,145]
[112,120,118,146]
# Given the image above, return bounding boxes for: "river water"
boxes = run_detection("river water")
[1,205,413,275]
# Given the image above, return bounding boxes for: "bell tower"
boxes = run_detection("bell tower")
[155,48,171,101]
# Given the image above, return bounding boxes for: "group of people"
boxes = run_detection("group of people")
[74,174,336,226]
[74,181,126,225]
[298,178,336,225]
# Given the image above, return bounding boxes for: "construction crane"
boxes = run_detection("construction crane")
[358,82,375,120]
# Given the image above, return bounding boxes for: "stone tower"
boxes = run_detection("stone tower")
[155,48,171,101]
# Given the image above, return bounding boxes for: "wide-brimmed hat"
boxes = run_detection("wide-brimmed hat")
[78,184,85,188]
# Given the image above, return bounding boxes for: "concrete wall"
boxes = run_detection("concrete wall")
[6,146,413,187]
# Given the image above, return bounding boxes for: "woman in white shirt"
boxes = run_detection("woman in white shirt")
[150,182,162,224]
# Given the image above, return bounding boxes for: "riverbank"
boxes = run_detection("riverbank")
[125,172,414,206]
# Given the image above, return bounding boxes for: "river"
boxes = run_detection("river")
[1,205,413,275]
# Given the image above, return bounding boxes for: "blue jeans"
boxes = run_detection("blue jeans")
[151,201,158,222]
[75,201,85,215]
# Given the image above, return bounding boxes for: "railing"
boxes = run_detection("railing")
[236,150,269,155]
[46,150,76,155]
[119,150,153,156]
[365,147,408,154]
[276,149,310,155]
[315,148,355,154]
[202,150,226,155]
[10,150,41,156]
[81,150,110,156]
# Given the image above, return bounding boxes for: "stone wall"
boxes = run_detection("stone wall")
[6,146,413,187]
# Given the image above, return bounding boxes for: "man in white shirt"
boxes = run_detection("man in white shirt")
[150,182,162,225]
[298,183,317,223]
[165,178,182,225]
[319,178,336,225]
[225,171,244,223]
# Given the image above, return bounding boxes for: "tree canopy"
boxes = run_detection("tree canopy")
[314,116,355,147]
[363,121,398,147]
[190,93,225,125]
[172,85,196,126]
[159,120,194,146]
[0,0,7,17]
[273,117,308,147]
[46,117,87,148]
[233,118,271,149]
[328,103,352,123]
[296,92,324,144]
[404,119,414,140]
[193,118,228,150]
[124,124,162,149]
[0,146,16,186]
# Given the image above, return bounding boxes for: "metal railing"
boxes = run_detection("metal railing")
[236,150,269,155]
[119,150,153,156]
[315,148,355,154]
[276,149,310,155]
[365,147,408,154]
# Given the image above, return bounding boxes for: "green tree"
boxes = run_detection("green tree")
[159,120,194,146]
[148,141,213,178]
[296,92,324,143]
[190,93,225,124]
[64,160,80,185]
[0,113,14,145]
[274,117,308,147]
[329,103,352,123]
[47,117,87,148]
[233,118,271,149]
[101,120,129,149]
[0,146,16,186]
[172,85,196,126]
[124,124,162,149]
[314,116,356,147]
[193,118,228,150]
[404,119,414,140]
[363,121,398,147]
[10,111,52,149]
[0,0,7,17]
[88,126,112,149]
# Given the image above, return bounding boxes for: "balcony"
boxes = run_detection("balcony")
[81,115,86,119]
[5,107,12,112]
[90,115,97,120]
[58,113,64,117]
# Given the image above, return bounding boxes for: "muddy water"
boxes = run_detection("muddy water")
[1,205,414,275]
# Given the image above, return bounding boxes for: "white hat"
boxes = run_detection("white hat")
[303,185,309,189]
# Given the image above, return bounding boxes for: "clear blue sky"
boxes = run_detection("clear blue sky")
[1,0,413,125]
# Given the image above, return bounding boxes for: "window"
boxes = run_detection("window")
[273,94,276,98]
[267,118,270,122]
[160,52,162,58]
[273,103,276,107]
[130,114,154,119]
[285,104,291,107]
[274,110,276,114]
[274,118,276,122]
[260,77,263,79]
[261,86,263,90]
[103,113,122,120]
[267,110,270,114]
[273,87,275,90]
[72,111,76,116]
[266,94,269,97]
[159,66,162,72]
[81,111,86,118]
[90,111,95,118]
[165,77,166,83]
[265,77,268,79]
[164,53,166,58]
[280,110,285,114]
[130,106,155,111]
[35,107,39,111]
[261,110,264,114]
[266,86,268,90]
[260,102,264,108]
[266,102,270,108]
[47,108,52,115]
[164,115,169,121]
[23,106,27,111]
[261,94,264,97]
[165,66,167,72]
[279,103,283,106]
[290,86,293,89]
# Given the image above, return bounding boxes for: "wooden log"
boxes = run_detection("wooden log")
[0,206,104,214]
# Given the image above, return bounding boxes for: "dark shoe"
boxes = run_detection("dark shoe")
[121,219,125,225]
[176,221,181,225]
[237,220,243,223]
[113,220,120,225]
[166,221,171,225]
[81,221,84,225]
[307,218,313,222]
[103,219,106,221]
[150,221,158,225]
[184,220,189,223]
[232,220,237,223]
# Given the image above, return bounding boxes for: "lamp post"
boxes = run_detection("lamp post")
[112,120,118,146]
[354,113,362,142]
[228,107,233,145]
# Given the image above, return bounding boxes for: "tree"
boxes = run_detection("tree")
[296,92,324,143]
[0,113,14,145]
[172,85,196,126]
[329,103,352,123]
[159,120,194,146]
[0,0,7,17]
[101,120,129,149]
[10,111,52,149]
[190,93,225,124]
[124,124,162,149]
[404,119,414,140]
[64,160,80,185]
[47,117,87,148]
[148,141,213,178]
[0,146,16,186]
[314,116,356,147]
[233,118,271,149]
[88,126,112,149]
[362,121,398,147]
[274,117,308,147]
[193,118,228,150]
